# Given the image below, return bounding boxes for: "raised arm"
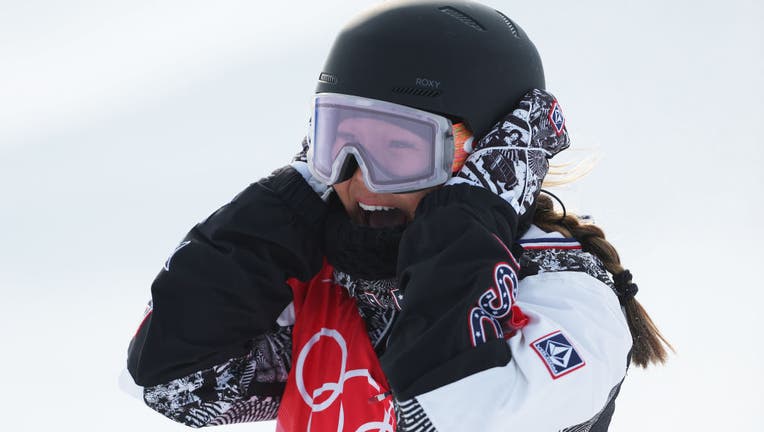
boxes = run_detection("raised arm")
[381,90,630,431]
[127,165,326,426]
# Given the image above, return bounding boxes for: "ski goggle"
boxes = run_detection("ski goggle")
[307,93,456,194]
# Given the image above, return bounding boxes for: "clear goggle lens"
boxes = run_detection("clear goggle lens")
[308,93,454,193]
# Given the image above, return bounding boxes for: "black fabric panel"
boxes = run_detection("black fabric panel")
[381,184,519,400]
[128,166,327,386]
[324,195,405,279]
[588,380,623,431]
[390,339,511,401]
[246,381,287,398]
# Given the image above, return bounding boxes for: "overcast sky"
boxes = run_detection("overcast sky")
[1,0,762,431]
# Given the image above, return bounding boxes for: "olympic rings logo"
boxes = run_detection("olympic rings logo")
[294,328,395,432]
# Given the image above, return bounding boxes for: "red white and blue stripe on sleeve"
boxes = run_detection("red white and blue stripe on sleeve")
[518,237,582,250]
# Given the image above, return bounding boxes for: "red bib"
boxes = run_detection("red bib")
[276,263,396,432]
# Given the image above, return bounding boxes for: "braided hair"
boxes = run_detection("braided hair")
[533,194,673,368]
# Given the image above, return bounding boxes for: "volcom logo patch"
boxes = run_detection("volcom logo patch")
[548,100,565,136]
[531,331,585,379]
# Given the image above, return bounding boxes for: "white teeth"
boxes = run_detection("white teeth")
[359,202,395,211]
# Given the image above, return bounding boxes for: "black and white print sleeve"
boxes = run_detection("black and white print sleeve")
[395,398,437,432]
[142,327,292,427]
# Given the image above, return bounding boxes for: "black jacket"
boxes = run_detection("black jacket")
[127,167,630,431]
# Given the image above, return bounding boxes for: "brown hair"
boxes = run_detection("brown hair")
[532,193,674,368]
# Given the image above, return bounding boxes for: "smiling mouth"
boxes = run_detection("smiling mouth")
[358,202,408,228]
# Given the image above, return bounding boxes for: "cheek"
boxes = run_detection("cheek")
[397,188,437,219]
[332,181,352,208]
[332,180,363,222]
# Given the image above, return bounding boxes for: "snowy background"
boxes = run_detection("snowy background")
[1,0,762,430]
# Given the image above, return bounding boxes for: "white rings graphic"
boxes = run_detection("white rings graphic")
[294,327,395,432]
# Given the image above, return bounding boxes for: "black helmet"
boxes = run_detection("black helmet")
[315,0,545,141]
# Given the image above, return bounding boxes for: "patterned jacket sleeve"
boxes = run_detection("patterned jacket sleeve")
[382,185,632,431]
[139,326,292,426]
[126,166,326,426]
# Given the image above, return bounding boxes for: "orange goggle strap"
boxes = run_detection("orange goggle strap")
[451,122,473,173]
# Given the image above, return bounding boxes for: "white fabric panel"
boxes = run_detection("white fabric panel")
[289,161,330,195]
[522,224,563,239]
[276,301,296,326]
[416,271,631,432]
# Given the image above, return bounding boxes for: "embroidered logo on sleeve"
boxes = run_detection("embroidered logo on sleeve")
[468,262,518,346]
[548,100,565,136]
[531,331,585,379]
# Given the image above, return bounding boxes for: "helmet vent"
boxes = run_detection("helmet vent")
[495,11,520,38]
[392,87,441,98]
[439,6,486,31]
[318,72,338,85]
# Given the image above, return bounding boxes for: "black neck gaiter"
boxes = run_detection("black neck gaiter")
[323,194,405,280]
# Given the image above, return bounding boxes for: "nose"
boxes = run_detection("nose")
[352,167,364,181]
[351,166,373,192]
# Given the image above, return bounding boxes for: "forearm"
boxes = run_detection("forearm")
[128,166,325,387]
[402,272,632,432]
[381,184,521,400]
